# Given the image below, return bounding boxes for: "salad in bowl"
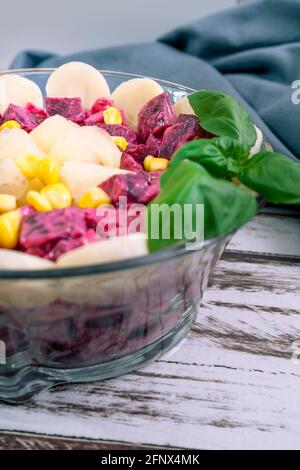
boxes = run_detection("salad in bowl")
[0,63,299,402]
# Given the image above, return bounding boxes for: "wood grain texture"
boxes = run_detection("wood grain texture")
[0,431,165,450]
[0,212,299,450]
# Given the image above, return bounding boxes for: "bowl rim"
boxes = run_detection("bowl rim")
[0,68,246,279]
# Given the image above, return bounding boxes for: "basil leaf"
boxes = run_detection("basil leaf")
[148,160,258,252]
[170,136,248,178]
[188,90,257,150]
[239,151,300,205]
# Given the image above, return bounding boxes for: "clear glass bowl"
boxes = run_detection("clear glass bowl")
[0,70,234,403]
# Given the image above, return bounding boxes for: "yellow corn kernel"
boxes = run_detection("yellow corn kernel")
[79,187,111,209]
[16,154,42,180]
[38,157,60,185]
[17,178,44,207]
[103,106,122,125]
[144,155,169,172]
[112,136,128,151]
[27,191,52,212]
[0,194,17,214]
[0,209,21,249]
[41,183,72,209]
[0,120,21,131]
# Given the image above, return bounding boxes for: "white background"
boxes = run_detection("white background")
[0,0,235,68]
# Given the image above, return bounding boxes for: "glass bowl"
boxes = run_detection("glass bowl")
[0,70,240,403]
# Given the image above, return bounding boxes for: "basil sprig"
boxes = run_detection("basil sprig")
[147,160,258,252]
[147,90,300,253]
[170,136,248,178]
[188,90,257,150]
[239,152,300,205]
[171,141,300,205]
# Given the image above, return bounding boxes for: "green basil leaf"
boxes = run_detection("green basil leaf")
[148,160,258,252]
[170,136,248,178]
[239,151,300,205]
[188,90,257,150]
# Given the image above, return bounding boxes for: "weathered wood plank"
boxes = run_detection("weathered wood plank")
[0,357,299,450]
[0,431,166,450]
[227,214,300,258]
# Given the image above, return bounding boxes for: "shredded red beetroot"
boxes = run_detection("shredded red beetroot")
[145,133,161,156]
[19,208,97,261]
[90,98,114,114]
[97,124,138,144]
[147,171,161,185]
[19,205,146,260]
[84,111,104,126]
[100,172,160,206]
[138,92,176,143]
[20,205,36,220]
[20,207,87,250]
[2,104,45,132]
[120,153,143,172]
[85,206,144,239]
[45,97,85,123]
[26,103,47,119]
[159,114,212,159]
[49,229,99,261]
[126,144,152,164]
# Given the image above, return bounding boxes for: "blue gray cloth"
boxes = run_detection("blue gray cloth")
[11,0,300,161]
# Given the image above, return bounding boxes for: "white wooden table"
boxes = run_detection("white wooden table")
[0,207,299,450]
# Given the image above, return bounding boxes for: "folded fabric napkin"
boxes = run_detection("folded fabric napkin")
[11,0,300,160]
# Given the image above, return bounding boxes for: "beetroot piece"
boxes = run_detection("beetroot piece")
[19,207,100,261]
[120,153,143,172]
[20,205,36,218]
[26,103,47,119]
[2,104,45,132]
[97,124,138,144]
[45,97,85,123]
[138,92,176,143]
[90,98,114,114]
[85,206,144,239]
[145,133,161,156]
[50,229,99,261]
[147,171,161,185]
[126,144,151,164]
[84,111,104,126]
[20,207,87,250]
[159,114,212,159]
[100,172,159,206]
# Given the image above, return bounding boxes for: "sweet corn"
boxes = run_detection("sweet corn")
[79,187,111,208]
[112,136,128,151]
[0,120,21,131]
[144,156,169,172]
[16,154,42,180]
[41,183,72,209]
[17,178,44,207]
[27,191,52,212]
[103,106,122,125]
[0,209,21,249]
[38,157,60,185]
[0,194,17,214]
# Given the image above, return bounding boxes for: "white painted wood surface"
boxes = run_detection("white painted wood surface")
[0,210,299,450]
